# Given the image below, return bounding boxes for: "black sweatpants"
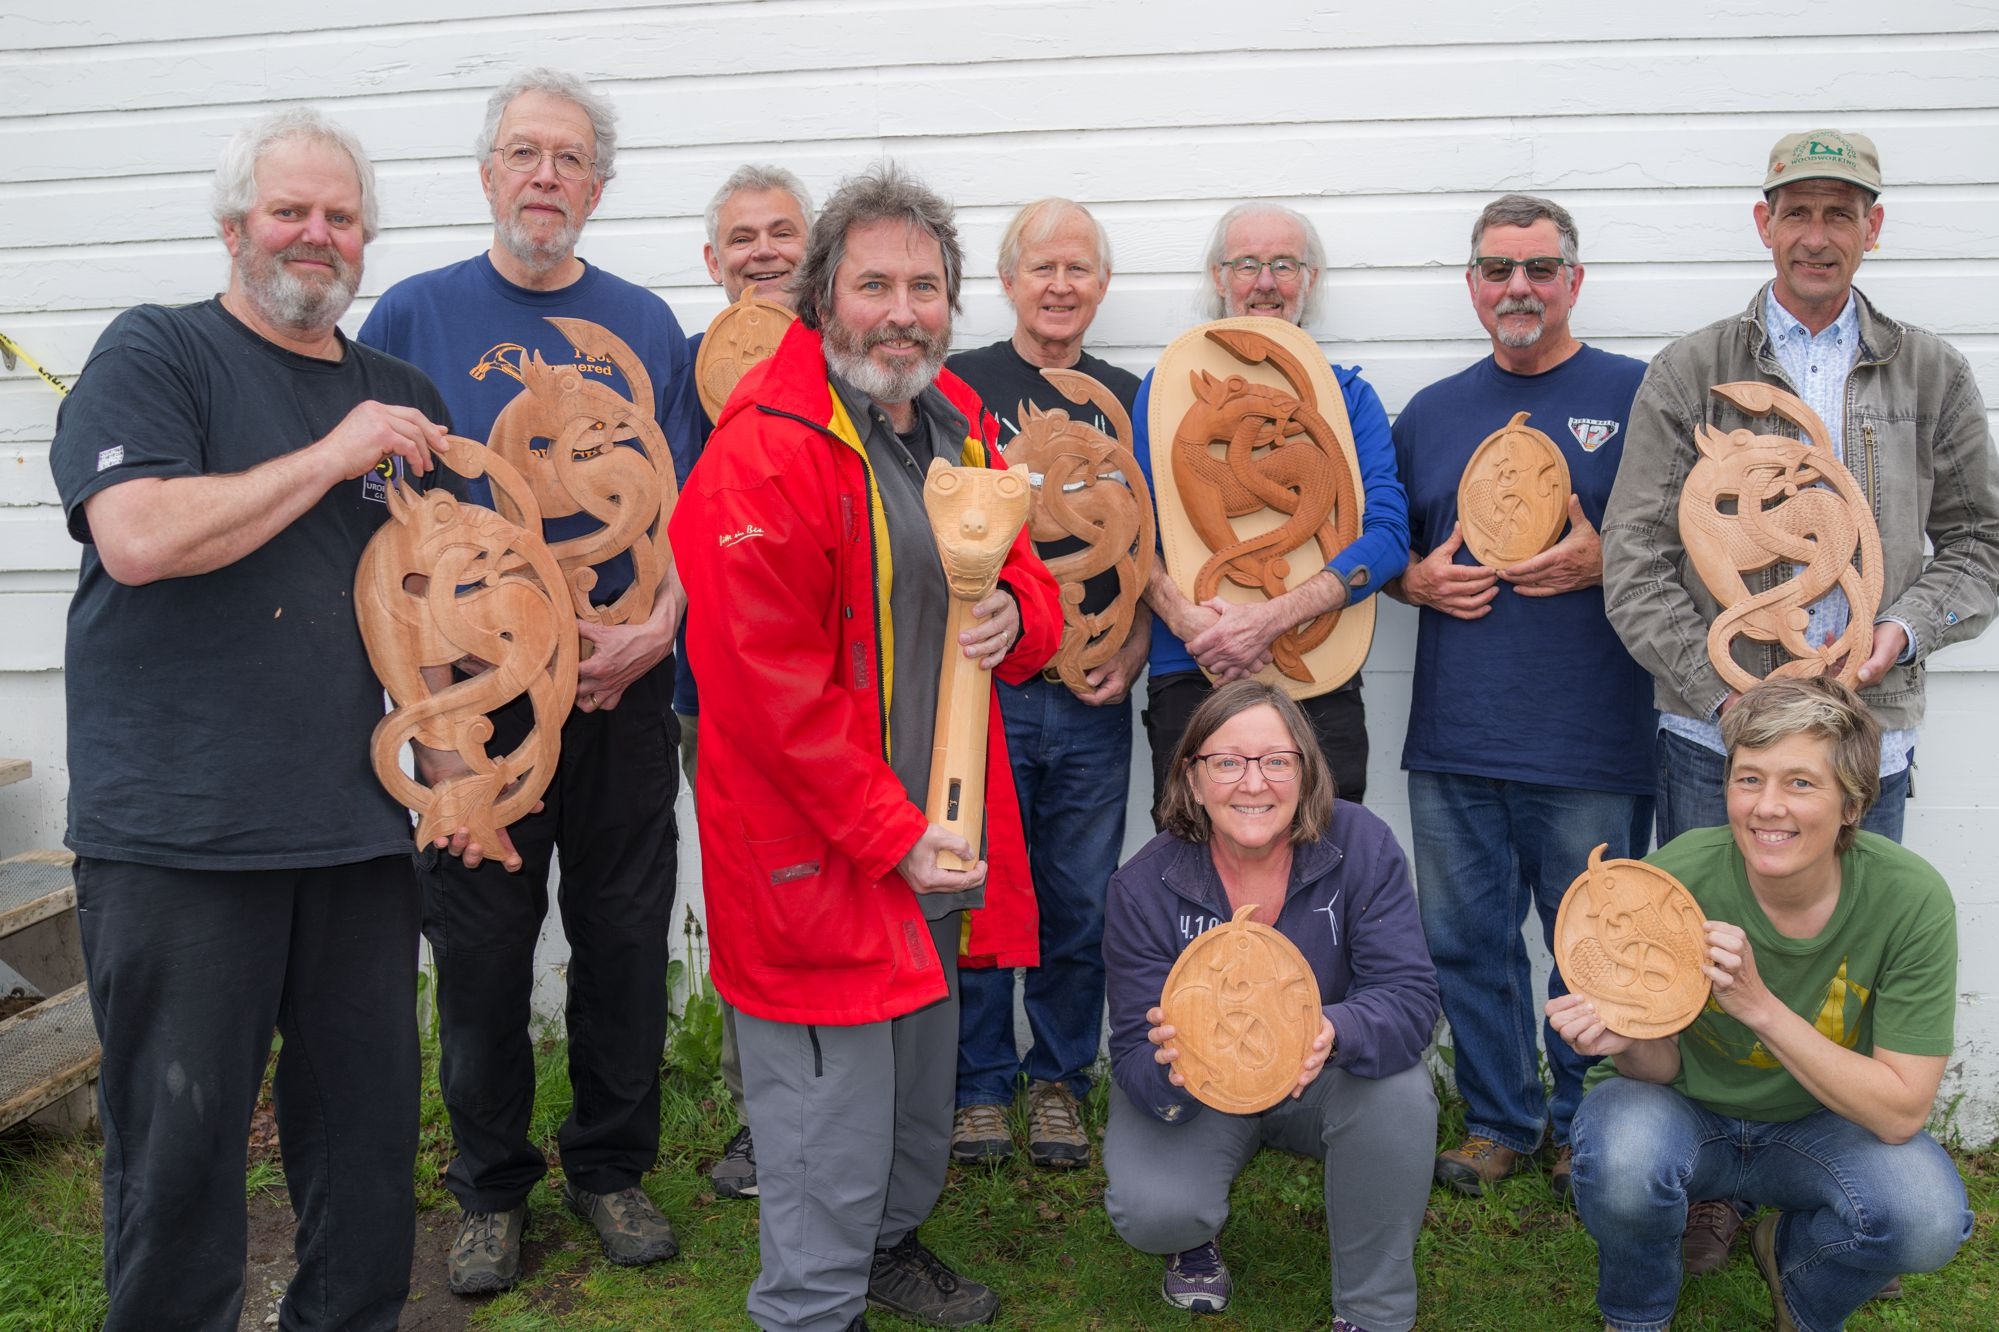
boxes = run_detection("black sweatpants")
[1142,670,1370,821]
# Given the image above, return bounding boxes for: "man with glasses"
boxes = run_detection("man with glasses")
[359,67,700,1294]
[1131,203,1410,813]
[1385,194,1654,1200]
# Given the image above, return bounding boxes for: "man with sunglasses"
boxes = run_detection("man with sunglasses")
[359,67,701,1294]
[1385,195,1655,1201]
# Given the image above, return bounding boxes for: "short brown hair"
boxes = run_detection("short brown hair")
[1722,676,1881,854]
[1157,679,1335,844]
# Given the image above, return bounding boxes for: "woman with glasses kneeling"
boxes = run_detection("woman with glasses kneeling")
[1102,679,1440,1332]
[1551,677,1972,1332]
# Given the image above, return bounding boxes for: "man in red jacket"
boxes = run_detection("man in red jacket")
[669,164,1061,1332]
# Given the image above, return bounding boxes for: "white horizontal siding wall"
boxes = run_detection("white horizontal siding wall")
[3,0,1995,1135]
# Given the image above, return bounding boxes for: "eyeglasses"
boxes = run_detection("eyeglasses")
[1220,256,1309,283]
[1471,255,1568,284]
[1191,751,1303,783]
[493,142,596,182]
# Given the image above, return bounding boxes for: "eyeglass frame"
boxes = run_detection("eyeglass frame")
[1218,255,1312,283]
[1469,254,1571,285]
[491,142,598,182]
[1188,750,1305,783]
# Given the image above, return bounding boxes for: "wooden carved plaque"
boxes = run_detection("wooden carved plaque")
[1006,367,1156,693]
[481,317,677,634]
[1554,844,1710,1040]
[1457,411,1572,568]
[696,283,797,424]
[1160,903,1322,1115]
[355,439,580,868]
[1150,317,1374,700]
[922,460,1032,872]
[1679,382,1884,691]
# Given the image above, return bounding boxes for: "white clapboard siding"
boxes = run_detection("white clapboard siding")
[4,1,1996,1138]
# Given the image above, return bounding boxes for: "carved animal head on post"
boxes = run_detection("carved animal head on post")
[923,459,1031,602]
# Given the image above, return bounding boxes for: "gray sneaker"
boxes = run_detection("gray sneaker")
[867,1232,998,1327]
[1162,1238,1231,1314]
[563,1181,679,1266]
[710,1125,759,1198]
[447,1204,527,1296]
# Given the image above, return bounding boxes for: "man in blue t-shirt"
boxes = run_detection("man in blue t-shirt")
[358,67,699,1294]
[1386,195,1655,1202]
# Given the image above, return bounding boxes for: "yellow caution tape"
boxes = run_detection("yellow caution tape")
[0,330,68,397]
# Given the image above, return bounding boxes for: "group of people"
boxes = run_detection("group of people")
[43,60,1993,1332]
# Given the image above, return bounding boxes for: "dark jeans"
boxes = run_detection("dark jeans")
[75,854,420,1332]
[1654,728,1909,846]
[1144,671,1368,822]
[422,660,680,1209]
[958,676,1129,1105]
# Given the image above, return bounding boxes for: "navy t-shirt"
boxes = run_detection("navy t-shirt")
[1392,346,1655,794]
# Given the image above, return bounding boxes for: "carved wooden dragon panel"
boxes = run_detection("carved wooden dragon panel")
[1554,844,1710,1040]
[696,283,796,424]
[1160,903,1323,1114]
[1457,411,1571,569]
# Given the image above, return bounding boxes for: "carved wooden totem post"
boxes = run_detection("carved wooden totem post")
[695,283,797,424]
[1553,844,1710,1039]
[1159,903,1323,1114]
[922,460,1032,870]
[1457,411,1572,568]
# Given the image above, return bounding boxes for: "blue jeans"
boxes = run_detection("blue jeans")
[1655,728,1909,846]
[1573,1078,1971,1332]
[957,676,1130,1104]
[1409,770,1652,1152]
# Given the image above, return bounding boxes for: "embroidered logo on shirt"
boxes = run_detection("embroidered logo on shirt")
[719,525,766,548]
[1569,417,1621,452]
[95,446,125,472]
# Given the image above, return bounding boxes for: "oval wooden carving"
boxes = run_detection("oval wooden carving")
[1159,902,1323,1114]
[1678,382,1884,691]
[1457,410,1571,568]
[1554,843,1710,1039]
[696,283,797,424]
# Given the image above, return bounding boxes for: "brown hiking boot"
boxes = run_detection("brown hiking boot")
[950,1103,1013,1165]
[1549,1143,1575,1204]
[1682,1198,1745,1276]
[1750,1213,1800,1332]
[1434,1135,1525,1196]
[1025,1080,1088,1168]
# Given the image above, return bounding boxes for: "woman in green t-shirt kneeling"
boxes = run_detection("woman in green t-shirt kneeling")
[1548,677,1971,1332]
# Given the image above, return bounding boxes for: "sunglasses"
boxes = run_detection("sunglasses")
[1471,255,1568,284]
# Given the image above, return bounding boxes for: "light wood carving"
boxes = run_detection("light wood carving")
[1679,383,1884,691]
[480,317,677,636]
[355,439,579,869]
[1004,367,1156,693]
[1554,844,1710,1040]
[696,283,797,424]
[1457,411,1572,568]
[922,459,1032,871]
[1159,903,1322,1115]
[1150,317,1374,700]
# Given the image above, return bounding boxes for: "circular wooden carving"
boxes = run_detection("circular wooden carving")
[1678,381,1884,691]
[1159,902,1323,1114]
[696,283,797,424]
[1457,410,1571,568]
[1554,843,1710,1039]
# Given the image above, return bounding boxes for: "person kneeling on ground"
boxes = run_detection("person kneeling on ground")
[1551,676,1972,1332]
[1101,679,1440,1332]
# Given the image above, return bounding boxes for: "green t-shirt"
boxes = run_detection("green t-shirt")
[1589,827,1956,1123]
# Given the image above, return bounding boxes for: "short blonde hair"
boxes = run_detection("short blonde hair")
[1722,676,1881,854]
[1157,679,1335,844]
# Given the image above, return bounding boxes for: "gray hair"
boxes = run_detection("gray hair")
[211,107,379,243]
[476,67,619,182]
[794,162,963,331]
[1201,202,1327,325]
[703,164,816,250]
[1468,193,1581,268]
[996,197,1112,279]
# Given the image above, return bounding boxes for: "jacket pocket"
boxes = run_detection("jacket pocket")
[739,818,893,974]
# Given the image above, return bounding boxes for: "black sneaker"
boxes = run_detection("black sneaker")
[710,1125,759,1198]
[447,1204,527,1295]
[867,1232,998,1327]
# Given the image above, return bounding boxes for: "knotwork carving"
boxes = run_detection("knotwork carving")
[1554,844,1709,1040]
[1457,411,1571,568]
[1005,367,1155,692]
[355,439,579,868]
[696,282,797,424]
[481,317,677,634]
[1679,382,1884,691]
[1160,902,1322,1115]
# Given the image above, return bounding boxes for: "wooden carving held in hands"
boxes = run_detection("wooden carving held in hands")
[1457,411,1572,568]
[696,283,797,424]
[1160,903,1323,1115]
[355,439,579,867]
[481,317,677,637]
[1554,844,1710,1040]
[1679,382,1884,691]
[1005,366,1155,692]
[923,460,1032,871]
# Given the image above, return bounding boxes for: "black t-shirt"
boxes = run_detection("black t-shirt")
[49,299,450,869]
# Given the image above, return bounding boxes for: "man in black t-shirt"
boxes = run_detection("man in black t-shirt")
[48,109,448,1332]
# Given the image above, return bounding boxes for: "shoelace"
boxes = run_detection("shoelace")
[460,1211,506,1256]
[886,1235,960,1292]
[1458,1135,1502,1159]
[1030,1089,1081,1138]
[1171,1242,1222,1280]
[1686,1198,1739,1238]
[959,1104,1008,1135]
[601,1187,659,1232]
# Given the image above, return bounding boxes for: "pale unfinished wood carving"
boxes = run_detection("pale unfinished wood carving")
[1679,382,1884,691]
[696,283,797,424]
[1150,318,1374,699]
[355,439,579,869]
[1160,903,1322,1115]
[922,460,1032,871]
[1554,844,1710,1040]
[1005,367,1156,693]
[1457,411,1571,568]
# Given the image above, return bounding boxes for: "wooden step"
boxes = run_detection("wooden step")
[0,982,99,1131]
[0,858,75,942]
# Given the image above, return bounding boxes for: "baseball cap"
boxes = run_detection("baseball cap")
[1763,129,1882,195]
